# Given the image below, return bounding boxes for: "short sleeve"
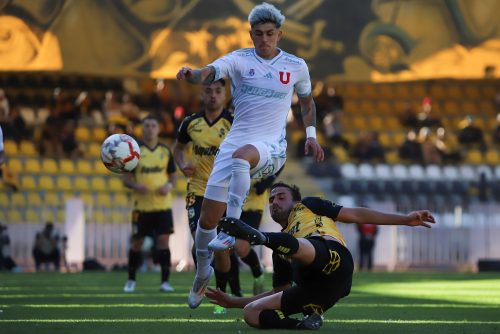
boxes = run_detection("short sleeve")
[166,147,177,174]
[294,62,312,97]
[208,51,238,81]
[176,117,192,144]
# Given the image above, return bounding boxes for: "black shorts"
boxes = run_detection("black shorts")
[281,237,354,316]
[186,193,203,234]
[240,210,263,230]
[132,209,174,238]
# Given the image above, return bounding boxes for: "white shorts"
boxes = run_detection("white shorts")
[204,141,286,202]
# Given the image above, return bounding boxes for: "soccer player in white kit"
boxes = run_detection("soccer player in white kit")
[176,2,324,309]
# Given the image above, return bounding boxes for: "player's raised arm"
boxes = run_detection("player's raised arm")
[337,207,436,228]
[176,66,216,85]
[299,94,324,162]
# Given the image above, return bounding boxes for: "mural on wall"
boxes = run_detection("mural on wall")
[0,0,499,81]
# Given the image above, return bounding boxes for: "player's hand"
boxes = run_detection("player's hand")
[406,210,436,228]
[181,163,196,177]
[134,184,149,194]
[157,182,173,195]
[206,287,233,308]
[176,66,193,80]
[304,137,324,162]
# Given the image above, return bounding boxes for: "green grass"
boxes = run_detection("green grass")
[0,271,499,333]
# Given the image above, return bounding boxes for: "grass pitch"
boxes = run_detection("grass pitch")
[0,271,499,334]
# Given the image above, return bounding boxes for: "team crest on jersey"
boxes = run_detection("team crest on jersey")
[279,71,290,84]
[219,128,226,138]
[249,69,255,76]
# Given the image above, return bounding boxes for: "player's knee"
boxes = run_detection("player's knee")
[243,303,261,328]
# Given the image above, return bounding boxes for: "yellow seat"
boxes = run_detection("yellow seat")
[76,160,93,175]
[93,160,109,175]
[95,193,112,208]
[44,192,60,207]
[7,209,22,223]
[485,150,500,165]
[75,127,91,142]
[56,175,73,191]
[26,209,40,222]
[4,140,18,156]
[108,177,124,191]
[87,142,101,158]
[90,176,107,191]
[7,158,23,173]
[19,141,37,157]
[79,192,94,207]
[134,124,142,139]
[41,209,56,222]
[20,175,37,190]
[57,209,65,223]
[41,158,59,174]
[331,146,349,163]
[113,193,129,207]
[24,158,41,174]
[447,85,462,99]
[92,128,107,142]
[369,116,384,131]
[11,192,26,208]
[0,193,9,207]
[93,209,105,224]
[464,85,480,99]
[39,175,55,191]
[74,176,90,191]
[465,150,483,165]
[26,192,43,207]
[59,159,75,174]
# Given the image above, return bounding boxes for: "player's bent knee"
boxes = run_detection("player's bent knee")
[243,303,261,328]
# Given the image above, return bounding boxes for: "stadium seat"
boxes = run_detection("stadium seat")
[44,192,60,207]
[374,164,392,180]
[392,164,408,179]
[20,175,37,190]
[408,164,425,180]
[463,85,480,99]
[56,175,73,191]
[90,176,107,191]
[39,175,55,191]
[95,193,112,208]
[114,193,129,207]
[25,208,40,222]
[20,107,36,126]
[358,163,375,179]
[76,160,93,175]
[87,142,102,158]
[458,165,476,181]
[475,165,493,179]
[26,192,43,207]
[91,127,107,142]
[24,158,41,174]
[7,158,23,173]
[93,159,109,175]
[59,159,76,174]
[464,149,483,165]
[41,158,59,174]
[332,179,350,194]
[442,165,460,180]
[485,149,500,165]
[0,193,9,207]
[41,209,56,223]
[73,176,90,191]
[108,177,124,192]
[494,165,500,180]
[75,127,91,142]
[19,141,37,157]
[340,163,358,179]
[331,146,349,163]
[425,165,443,180]
[3,140,18,156]
[10,192,26,208]
[7,209,23,223]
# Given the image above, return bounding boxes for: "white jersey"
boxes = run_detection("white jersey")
[209,48,311,148]
[0,125,3,151]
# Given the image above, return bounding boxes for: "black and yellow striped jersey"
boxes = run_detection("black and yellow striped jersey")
[177,109,233,196]
[282,197,346,247]
[133,142,176,211]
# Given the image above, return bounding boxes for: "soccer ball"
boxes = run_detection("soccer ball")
[100,134,141,173]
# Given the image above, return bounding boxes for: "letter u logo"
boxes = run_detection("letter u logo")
[279,71,290,84]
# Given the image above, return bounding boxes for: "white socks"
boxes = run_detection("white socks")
[227,158,251,218]
[194,223,217,278]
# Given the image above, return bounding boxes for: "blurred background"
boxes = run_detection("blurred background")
[0,0,499,273]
